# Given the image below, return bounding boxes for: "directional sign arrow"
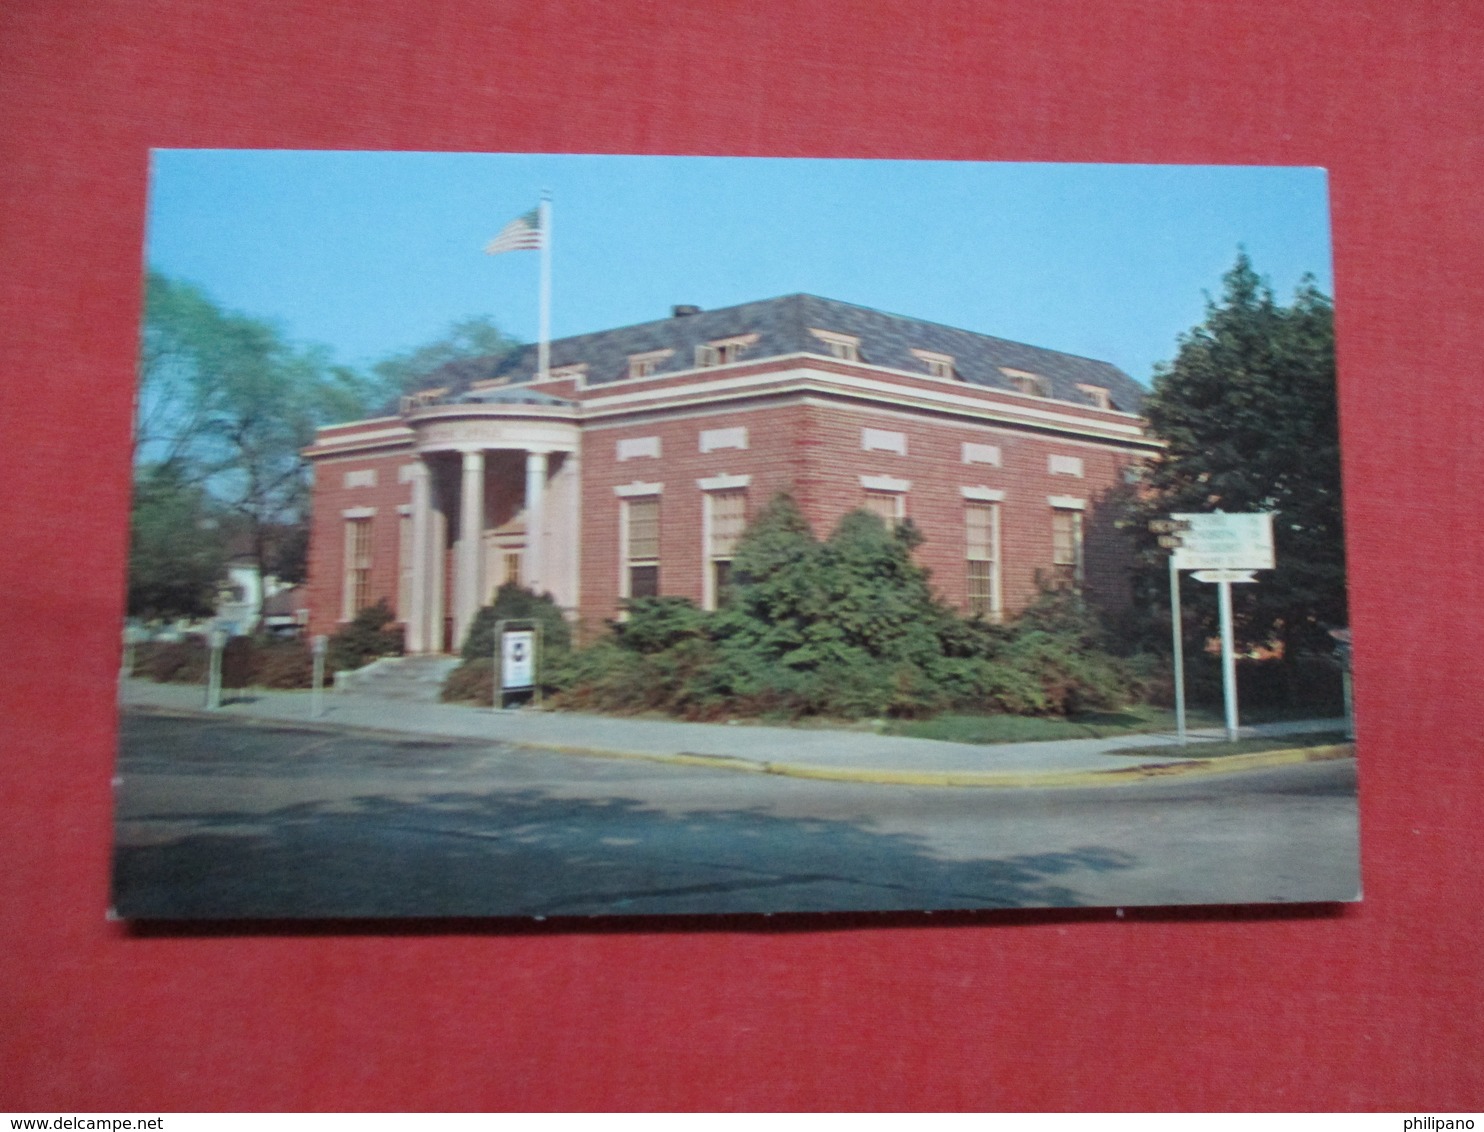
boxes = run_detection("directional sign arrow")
[1191,569,1259,584]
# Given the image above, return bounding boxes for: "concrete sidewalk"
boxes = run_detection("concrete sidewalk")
[118,677,1351,787]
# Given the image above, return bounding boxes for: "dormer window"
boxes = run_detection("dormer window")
[398,386,449,413]
[911,349,956,380]
[809,328,861,362]
[628,349,674,379]
[544,363,588,386]
[1077,383,1113,410]
[696,334,758,368]
[1000,368,1050,398]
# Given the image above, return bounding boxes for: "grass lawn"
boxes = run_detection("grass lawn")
[883,703,1344,745]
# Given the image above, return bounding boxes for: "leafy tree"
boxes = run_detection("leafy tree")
[127,463,227,620]
[1137,252,1345,657]
[369,315,521,403]
[132,272,384,604]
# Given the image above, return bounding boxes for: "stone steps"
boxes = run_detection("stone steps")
[336,655,462,702]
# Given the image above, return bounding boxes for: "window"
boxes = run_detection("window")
[1051,508,1084,590]
[343,516,373,619]
[863,490,904,528]
[809,328,861,362]
[1077,383,1113,410]
[545,363,588,385]
[398,387,448,413]
[503,551,522,589]
[695,335,757,367]
[706,489,747,608]
[624,497,661,599]
[911,349,956,379]
[1001,368,1050,398]
[1048,454,1085,477]
[628,349,673,379]
[965,501,1000,619]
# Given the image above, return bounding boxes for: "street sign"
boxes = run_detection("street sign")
[502,630,535,690]
[1190,569,1259,584]
[1170,512,1275,571]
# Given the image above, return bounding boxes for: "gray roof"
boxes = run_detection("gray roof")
[433,294,1145,412]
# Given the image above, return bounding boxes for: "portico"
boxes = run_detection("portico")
[401,395,580,654]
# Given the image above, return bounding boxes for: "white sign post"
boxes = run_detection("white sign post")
[1170,512,1276,743]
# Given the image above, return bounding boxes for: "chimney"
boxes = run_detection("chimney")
[672,304,702,318]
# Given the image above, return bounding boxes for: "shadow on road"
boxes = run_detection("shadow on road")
[114,785,1138,920]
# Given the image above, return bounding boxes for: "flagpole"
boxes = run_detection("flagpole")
[538,193,552,382]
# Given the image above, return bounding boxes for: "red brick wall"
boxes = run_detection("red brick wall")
[307,385,1149,642]
[304,446,416,639]
[792,400,1142,618]
[576,396,1146,628]
[577,405,807,628]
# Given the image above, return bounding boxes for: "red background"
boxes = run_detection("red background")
[2,0,1480,1111]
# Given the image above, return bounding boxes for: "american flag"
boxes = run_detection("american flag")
[484,207,543,255]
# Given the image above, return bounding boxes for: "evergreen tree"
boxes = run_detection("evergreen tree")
[1138,252,1345,656]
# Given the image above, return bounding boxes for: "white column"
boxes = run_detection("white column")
[406,461,432,654]
[525,450,548,592]
[429,497,447,653]
[455,449,486,648]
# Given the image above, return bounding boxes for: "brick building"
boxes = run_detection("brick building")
[303,294,1160,652]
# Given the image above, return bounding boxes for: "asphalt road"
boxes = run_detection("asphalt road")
[113,711,1363,920]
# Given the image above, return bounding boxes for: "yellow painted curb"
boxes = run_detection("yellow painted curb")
[514,739,1354,790]
[127,703,1352,791]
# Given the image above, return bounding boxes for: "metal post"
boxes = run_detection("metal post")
[205,628,225,711]
[310,634,327,719]
[1169,553,1186,746]
[493,618,507,711]
[1342,668,1354,740]
[533,621,543,711]
[1217,579,1239,742]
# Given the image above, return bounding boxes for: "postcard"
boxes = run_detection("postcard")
[114,153,1357,918]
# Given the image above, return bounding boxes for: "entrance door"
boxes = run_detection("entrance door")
[484,531,525,599]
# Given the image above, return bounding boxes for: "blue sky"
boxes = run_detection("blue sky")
[144,152,1333,386]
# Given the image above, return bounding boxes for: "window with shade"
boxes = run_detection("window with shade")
[707,489,747,605]
[625,497,661,599]
[343,517,373,619]
[863,490,904,528]
[1051,508,1084,590]
[965,501,1000,619]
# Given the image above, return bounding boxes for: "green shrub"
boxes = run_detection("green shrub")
[460,584,572,661]
[327,599,403,672]
[251,641,314,689]
[487,494,1152,724]
[220,636,254,689]
[140,639,208,683]
[441,657,495,706]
